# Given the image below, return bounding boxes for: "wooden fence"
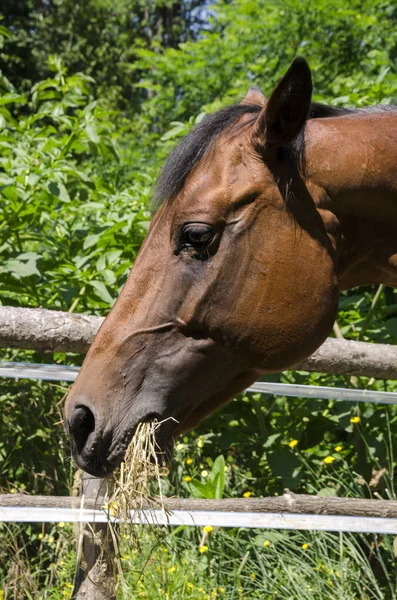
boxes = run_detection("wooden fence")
[1,307,397,599]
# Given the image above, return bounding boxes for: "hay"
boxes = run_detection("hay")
[107,420,168,521]
[101,419,172,594]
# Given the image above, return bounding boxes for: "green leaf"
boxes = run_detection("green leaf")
[6,258,40,279]
[0,94,26,106]
[385,318,397,337]
[85,122,100,144]
[212,455,225,499]
[47,181,70,202]
[301,416,334,449]
[88,280,114,305]
[263,433,281,448]
[102,269,116,286]
[160,122,187,141]
[83,234,101,250]
[188,478,215,499]
[0,26,11,39]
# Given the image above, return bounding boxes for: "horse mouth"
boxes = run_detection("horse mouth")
[73,414,177,478]
[109,418,174,468]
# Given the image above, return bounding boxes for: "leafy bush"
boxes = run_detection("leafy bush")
[0,60,151,312]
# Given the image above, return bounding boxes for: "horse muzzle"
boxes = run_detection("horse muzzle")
[65,396,174,477]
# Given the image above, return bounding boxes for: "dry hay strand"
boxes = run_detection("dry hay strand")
[96,420,173,595]
[107,419,169,522]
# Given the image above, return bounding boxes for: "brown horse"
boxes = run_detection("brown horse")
[65,58,397,477]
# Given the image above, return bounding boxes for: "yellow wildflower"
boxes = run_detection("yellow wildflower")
[184,476,192,482]
[38,533,43,540]
[59,521,65,527]
[186,457,193,465]
[199,545,209,554]
[203,525,213,533]
[168,566,176,573]
[103,501,119,517]
[263,540,270,547]
[197,436,205,448]
[350,416,361,424]
[243,491,252,498]
[48,536,54,544]
[187,583,194,590]
[302,543,309,549]
[289,439,299,449]
[201,470,209,478]
[334,445,342,452]
[219,588,225,594]
[323,456,335,465]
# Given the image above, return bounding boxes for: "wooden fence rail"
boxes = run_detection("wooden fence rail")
[2,492,397,535]
[1,306,397,379]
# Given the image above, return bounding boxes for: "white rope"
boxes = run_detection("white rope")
[248,381,397,405]
[0,505,397,533]
[0,361,396,404]
[0,362,79,381]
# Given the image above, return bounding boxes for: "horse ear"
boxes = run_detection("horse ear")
[241,85,266,106]
[255,57,312,149]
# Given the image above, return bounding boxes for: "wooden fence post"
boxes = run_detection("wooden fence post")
[72,473,116,600]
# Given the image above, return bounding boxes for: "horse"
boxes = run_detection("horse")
[65,57,397,477]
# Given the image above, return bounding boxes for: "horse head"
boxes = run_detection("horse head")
[65,58,339,476]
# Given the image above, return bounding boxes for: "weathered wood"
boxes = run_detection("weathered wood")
[0,306,102,354]
[72,475,116,600]
[0,306,396,379]
[297,337,397,380]
[2,492,397,519]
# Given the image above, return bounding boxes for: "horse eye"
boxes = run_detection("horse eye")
[183,225,213,246]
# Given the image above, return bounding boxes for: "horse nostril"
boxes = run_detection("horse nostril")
[69,405,96,454]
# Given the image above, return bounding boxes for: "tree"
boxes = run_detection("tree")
[0,0,208,110]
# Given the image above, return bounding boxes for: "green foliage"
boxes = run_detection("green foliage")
[133,0,397,131]
[0,0,207,110]
[183,454,226,499]
[0,63,151,312]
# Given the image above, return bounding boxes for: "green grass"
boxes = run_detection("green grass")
[2,525,396,600]
[114,525,397,600]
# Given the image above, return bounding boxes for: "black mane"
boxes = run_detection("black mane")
[153,101,397,209]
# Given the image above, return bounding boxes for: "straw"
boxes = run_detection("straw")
[107,420,168,521]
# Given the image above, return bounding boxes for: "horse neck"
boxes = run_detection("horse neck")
[304,113,397,290]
